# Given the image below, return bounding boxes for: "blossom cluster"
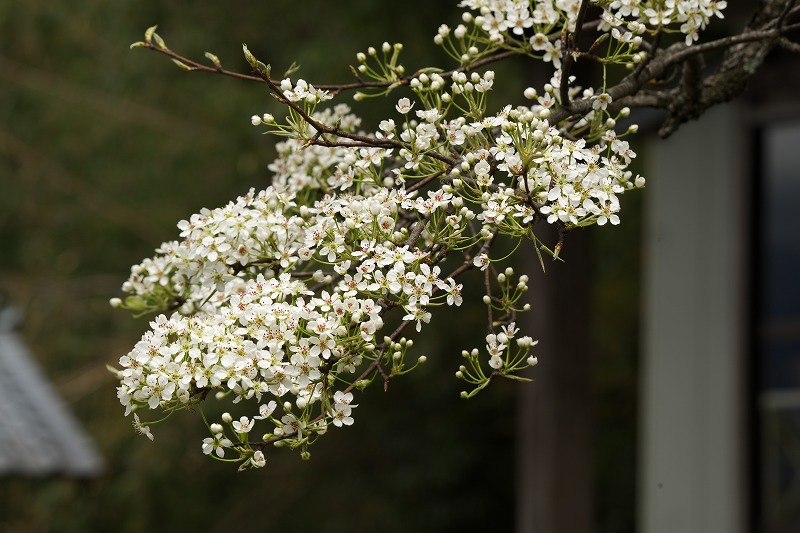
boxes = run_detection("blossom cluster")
[445,0,727,64]
[115,0,726,469]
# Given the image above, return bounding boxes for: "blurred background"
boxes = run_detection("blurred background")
[4,1,797,533]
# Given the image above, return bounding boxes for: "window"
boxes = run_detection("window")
[757,121,800,532]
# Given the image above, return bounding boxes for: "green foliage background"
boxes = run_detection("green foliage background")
[0,1,640,531]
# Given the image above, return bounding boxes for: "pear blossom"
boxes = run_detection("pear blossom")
[114,0,730,468]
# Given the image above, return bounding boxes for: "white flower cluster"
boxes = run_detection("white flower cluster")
[448,0,727,56]
[116,0,725,468]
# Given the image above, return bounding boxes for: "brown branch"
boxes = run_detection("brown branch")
[559,0,592,109]
[134,41,518,94]
[549,0,800,135]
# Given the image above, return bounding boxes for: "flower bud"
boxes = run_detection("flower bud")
[221,412,232,423]
[418,355,426,363]
[210,423,223,434]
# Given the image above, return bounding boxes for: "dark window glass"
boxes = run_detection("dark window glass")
[758,122,800,532]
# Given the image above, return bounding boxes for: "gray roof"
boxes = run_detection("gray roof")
[0,307,103,477]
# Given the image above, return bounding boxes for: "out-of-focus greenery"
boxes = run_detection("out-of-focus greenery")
[0,1,639,531]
